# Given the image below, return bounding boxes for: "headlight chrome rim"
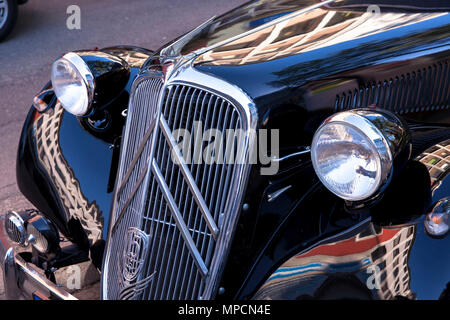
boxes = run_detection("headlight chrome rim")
[311,109,394,202]
[51,52,95,116]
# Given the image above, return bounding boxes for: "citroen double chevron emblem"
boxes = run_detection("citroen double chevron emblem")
[119,227,155,300]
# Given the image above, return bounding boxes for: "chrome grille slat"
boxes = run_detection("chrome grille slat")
[172,89,202,299]
[103,69,253,300]
[184,94,223,299]
[117,120,156,196]
[163,86,193,299]
[105,76,164,300]
[151,159,208,276]
[112,165,149,234]
[161,91,195,299]
[184,91,212,298]
[167,86,200,299]
[159,115,219,237]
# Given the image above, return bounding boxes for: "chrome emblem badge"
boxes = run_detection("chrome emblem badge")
[119,227,155,300]
[122,227,149,282]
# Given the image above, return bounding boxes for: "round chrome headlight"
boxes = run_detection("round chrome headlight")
[311,109,395,201]
[51,52,95,116]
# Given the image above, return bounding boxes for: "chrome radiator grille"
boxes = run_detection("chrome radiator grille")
[103,71,250,300]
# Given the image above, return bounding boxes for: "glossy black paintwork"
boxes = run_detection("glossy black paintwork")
[172,0,450,58]
[178,1,450,299]
[249,142,450,299]
[218,152,439,299]
[16,47,152,258]
[195,16,450,118]
[15,0,450,299]
[75,51,130,116]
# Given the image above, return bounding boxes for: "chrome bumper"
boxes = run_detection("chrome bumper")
[0,217,76,300]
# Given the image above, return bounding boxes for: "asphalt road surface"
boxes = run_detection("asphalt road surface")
[0,0,246,299]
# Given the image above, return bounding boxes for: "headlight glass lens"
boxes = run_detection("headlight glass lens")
[312,123,382,201]
[51,58,89,116]
[27,223,49,253]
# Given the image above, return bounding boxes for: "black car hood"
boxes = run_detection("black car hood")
[158,0,450,60]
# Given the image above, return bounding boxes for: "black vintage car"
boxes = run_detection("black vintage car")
[0,0,449,300]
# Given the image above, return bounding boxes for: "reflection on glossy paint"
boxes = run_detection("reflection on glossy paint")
[102,48,153,68]
[195,6,445,66]
[33,104,104,245]
[416,139,450,192]
[417,142,450,238]
[254,222,416,300]
[425,197,449,238]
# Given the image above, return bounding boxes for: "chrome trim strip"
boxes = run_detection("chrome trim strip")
[14,253,77,300]
[159,115,219,238]
[151,159,209,277]
[161,16,217,59]
[2,247,77,300]
[116,120,156,196]
[272,148,311,162]
[3,248,20,300]
[267,185,292,202]
[111,164,150,235]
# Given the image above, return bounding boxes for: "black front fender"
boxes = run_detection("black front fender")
[232,134,450,300]
[16,47,152,265]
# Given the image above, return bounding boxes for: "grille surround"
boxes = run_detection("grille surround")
[102,65,257,300]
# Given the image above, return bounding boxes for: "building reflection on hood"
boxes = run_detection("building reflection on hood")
[254,222,416,299]
[33,104,104,246]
